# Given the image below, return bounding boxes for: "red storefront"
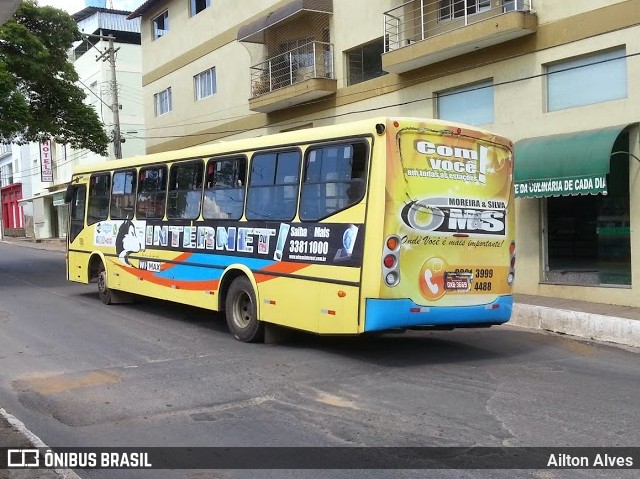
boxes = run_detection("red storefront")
[1,183,24,236]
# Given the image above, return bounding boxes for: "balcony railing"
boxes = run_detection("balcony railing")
[384,0,534,52]
[250,41,334,98]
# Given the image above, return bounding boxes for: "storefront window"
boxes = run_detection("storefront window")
[545,134,631,286]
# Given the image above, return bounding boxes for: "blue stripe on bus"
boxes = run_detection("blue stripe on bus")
[153,254,276,280]
[364,295,513,332]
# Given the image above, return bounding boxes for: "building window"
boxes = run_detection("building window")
[545,135,630,286]
[0,163,13,187]
[436,80,494,125]
[503,0,525,12]
[299,142,368,221]
[203,157,247,220]
[194,67,217,100]
[547,48,627,112]
[153,10,169,40]
[190,0,211,16]
[136,166,167,219]
[154,87,172,116]
[439,0,491,21]
[346,38,387,86]
[87,173,111,225]
[246,150,301,221]
[270,37,316,86]
[167,160,203,220]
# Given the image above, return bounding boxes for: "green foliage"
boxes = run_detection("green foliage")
[0,1,109,155]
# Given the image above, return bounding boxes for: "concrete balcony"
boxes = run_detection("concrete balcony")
[382,0,537,73]
[248,41,337,113]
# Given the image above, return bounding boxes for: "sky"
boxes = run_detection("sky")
[38,0,144,15]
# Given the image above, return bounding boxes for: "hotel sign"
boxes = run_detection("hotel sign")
[40,140,53,182]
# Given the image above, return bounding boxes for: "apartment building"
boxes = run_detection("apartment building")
[18,6,145,239]
[128,0,640,307]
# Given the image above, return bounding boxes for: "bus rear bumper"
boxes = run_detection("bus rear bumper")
[364,295,513,332]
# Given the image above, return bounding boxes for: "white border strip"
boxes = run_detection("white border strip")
[0,407,82,479]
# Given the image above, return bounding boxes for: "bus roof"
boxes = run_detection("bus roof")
[73,117,511,175]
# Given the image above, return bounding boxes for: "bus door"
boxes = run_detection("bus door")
[65,183,88,282]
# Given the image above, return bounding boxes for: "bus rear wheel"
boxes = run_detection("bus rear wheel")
[225,277,264,343]
[97,262,112,305]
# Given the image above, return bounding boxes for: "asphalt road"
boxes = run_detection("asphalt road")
[0,242,639,479]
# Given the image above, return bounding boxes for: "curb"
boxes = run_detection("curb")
[510,303,640,349]
[0,408,82,479]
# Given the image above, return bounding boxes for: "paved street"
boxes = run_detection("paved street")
[0,242,639,478]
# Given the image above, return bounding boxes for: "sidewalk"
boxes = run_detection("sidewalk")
[0,236,66,253]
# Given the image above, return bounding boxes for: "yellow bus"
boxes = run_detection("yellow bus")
[65,117,516,342]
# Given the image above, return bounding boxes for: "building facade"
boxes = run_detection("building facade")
[18,6,144,240]
[128,0,640,307]
[0,143,23,237]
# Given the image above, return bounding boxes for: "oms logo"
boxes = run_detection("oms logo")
[401,199,505,235]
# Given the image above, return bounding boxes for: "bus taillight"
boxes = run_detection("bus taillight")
[383,255,396,268]
[386,236,399,250]
[382,235,401,286]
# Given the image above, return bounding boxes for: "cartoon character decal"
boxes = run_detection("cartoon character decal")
[115,219,141,266]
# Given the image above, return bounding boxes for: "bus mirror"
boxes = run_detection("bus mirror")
[64,186,75,204]
[375,123,386,135]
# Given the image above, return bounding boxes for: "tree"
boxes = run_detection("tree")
[0,1,109,155]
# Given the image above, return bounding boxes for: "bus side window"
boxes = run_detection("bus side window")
[246,150,300,221]
[167,160,203,220]
[136,165,167,219]
[203,156,247,220]
[87,173,111,225]
[110,169,137,219]
[299,141,368,221]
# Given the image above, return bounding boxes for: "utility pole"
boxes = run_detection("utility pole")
[93,33,123,159]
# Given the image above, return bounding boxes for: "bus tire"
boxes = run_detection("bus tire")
[97,262,112,305]
[225,276,264,343]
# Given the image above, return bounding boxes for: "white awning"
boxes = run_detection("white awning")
[18,189,62,204]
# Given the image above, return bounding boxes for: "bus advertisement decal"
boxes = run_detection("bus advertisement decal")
[96,219,365,284]
[118,220,367,268]
[382,124,515,304]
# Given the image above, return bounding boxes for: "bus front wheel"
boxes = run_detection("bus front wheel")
[225,277,264,343]
[97,263,112,305]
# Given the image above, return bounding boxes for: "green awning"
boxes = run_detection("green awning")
[514,125,628,198]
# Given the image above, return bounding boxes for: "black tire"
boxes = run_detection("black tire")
[97,262,112,305]
[225,276,264,343]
